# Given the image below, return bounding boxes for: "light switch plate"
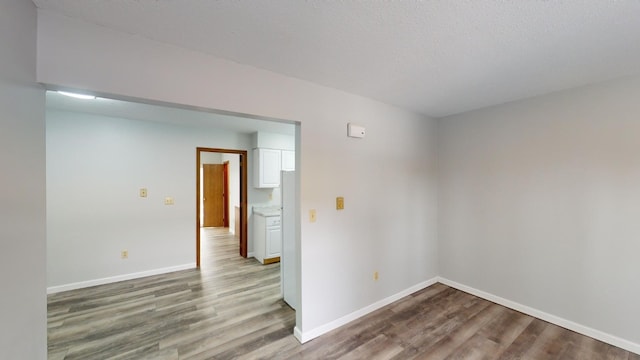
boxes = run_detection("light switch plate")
[336,197,344,210]
[164,197,175,205]
[309,209,317,223]
[139,188,147,198]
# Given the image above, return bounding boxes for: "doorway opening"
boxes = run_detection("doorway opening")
[196,147,248,267]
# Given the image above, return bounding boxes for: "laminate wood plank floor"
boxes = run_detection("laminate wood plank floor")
[48,228,639,359]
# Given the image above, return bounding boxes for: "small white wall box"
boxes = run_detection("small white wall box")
[347,123,366,138]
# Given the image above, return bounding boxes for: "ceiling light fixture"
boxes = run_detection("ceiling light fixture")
[57,91,97,100]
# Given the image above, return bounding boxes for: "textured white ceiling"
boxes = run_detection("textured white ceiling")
[33,1,640,117]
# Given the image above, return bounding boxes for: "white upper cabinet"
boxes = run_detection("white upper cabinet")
[281,150,295,171]
[254,148,281,188]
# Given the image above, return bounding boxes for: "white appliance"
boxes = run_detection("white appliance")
[280,170,296,309]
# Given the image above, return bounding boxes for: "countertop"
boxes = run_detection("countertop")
[253,206,281,217]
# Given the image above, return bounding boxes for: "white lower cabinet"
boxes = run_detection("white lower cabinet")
[266,226,281,257]
[254,214,281,264]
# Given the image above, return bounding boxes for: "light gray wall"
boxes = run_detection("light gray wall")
[438,76,640,346]
[37,11,439,338]
[201,152,223,164]
[0,1,46,358]
[253,131,295,150]
[46,110,257,288]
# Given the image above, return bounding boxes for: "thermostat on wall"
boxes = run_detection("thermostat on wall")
[347,123,366,138]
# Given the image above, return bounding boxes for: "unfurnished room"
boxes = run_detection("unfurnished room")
[2,1,640,359]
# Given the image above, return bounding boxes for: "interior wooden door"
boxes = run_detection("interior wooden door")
[203,164,224,227]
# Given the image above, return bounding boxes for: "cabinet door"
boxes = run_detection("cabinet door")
[254,148,281,188]
[281,150,295,171]
[266,227,282,257]
[252,215,266,263]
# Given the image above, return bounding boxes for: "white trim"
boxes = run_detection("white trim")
[296,277,439,343]
[247,252,255,258]
[293,326,303,343]
[437,277,640,356]
[47,263,196,294]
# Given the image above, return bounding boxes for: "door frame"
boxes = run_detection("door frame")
[196,147,248,267]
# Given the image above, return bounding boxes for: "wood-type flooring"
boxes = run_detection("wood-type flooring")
[48,228,639,359]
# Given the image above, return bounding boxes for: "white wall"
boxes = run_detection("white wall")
[37,11,439,339]
[253,131,295,150]
[0,1,47,358]
[46,110,256,289]
[438,77,640,348]
[201,152,223,164]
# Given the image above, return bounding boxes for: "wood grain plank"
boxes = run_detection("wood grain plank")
[48,228,640,359]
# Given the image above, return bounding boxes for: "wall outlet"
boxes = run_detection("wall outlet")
[121,250,128,259]
[139,188,147,198]
[373,271,379,281]
[336,197,344,210]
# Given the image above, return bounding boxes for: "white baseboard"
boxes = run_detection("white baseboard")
[296,277,439,343]
[47,263,197,294]
[438,277,640,355]
[247,252,255,258]
[293,326,303,343]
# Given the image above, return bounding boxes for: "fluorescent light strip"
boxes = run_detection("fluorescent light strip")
[57,91,96,100]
